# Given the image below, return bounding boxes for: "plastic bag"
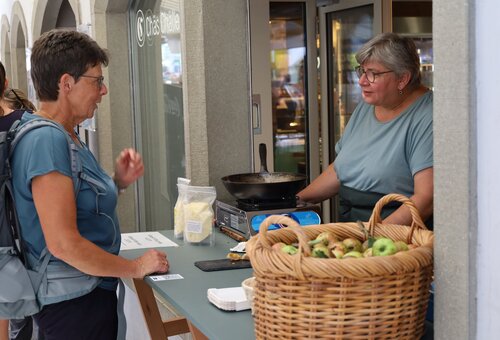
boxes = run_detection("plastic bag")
[174,177,191,239]
[183,185,217,246]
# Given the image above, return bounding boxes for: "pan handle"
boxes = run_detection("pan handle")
[259,143,269,175]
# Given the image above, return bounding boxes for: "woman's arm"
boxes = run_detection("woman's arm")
[0,320,8,340]
[296,163,340,203]
[383,167,433,226]
[32,171,167,278]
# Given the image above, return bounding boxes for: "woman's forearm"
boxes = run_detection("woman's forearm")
[383,167,434,226]
[297,163,340,203]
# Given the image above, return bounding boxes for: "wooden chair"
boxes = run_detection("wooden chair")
[133,278,208,340]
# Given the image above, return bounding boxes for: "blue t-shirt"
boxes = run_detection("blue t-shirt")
[11,113,121,290]
[334,91,433,197]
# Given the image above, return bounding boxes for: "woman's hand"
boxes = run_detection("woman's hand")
[113,148,144,190]
[384,167,433,226]
[296,163,340,203]
[134,249,169,278]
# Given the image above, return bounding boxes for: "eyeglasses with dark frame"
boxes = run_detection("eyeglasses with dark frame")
[79,74,105,90]
[355,66,394,83]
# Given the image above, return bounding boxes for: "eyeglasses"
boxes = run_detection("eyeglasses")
[355,66,393,83]
[79,74,105,89]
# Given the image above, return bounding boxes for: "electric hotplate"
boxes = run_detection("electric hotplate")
[215,200,321,241]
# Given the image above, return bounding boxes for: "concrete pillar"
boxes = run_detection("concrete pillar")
[433,0,476,338]
[181,0,251,201]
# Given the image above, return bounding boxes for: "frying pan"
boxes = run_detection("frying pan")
[221,143,307,201]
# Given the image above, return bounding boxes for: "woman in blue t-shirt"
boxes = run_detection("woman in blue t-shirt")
[10,30,170,340]
[297,33,433,227]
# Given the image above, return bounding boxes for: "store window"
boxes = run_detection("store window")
[129,0,184,230]
[270,2,308,174]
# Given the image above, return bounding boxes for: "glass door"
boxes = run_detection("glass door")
[249,0,318,179]
[129,0,185,230]
[269,3,307,174]
[318,0,383,222]
[393,0,433,89]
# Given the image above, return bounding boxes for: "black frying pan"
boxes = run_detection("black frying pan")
[221,143,307,201]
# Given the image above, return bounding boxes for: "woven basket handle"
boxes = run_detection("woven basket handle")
[367,193,427,244]
[258,214,311,257]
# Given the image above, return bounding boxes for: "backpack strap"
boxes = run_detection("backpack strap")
[10,117,82,197]
[9,117,84,268]
[116,279,127,340]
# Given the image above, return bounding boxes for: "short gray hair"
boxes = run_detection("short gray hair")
[355,33,421,90]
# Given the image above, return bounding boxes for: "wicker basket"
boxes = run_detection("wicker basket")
[246,194,433,340]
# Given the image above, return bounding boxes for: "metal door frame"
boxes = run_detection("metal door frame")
[247,0,319,179]
[318,0,386,222]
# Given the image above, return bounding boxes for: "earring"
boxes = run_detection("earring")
[398,88,403,95]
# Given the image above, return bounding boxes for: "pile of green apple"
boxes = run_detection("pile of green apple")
[273,231,414,259]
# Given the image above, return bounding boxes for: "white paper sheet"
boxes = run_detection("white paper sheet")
[120,231,178,250]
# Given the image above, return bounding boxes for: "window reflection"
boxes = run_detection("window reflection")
[328,6,373,146]
[129,0,185,230]
[270,2,307,175]
[160,4,182,84]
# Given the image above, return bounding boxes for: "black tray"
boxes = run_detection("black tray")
[194,259,252,272]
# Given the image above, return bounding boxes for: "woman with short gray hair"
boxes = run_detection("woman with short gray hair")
[10,29,170,340]
[297,32,433,228]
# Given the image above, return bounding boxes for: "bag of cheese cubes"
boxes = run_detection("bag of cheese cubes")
[174,177,191,239]
[183,185,217,246]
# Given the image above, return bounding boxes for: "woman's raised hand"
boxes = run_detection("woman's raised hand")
[113,148,145,190]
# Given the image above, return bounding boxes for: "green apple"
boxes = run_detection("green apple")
[394,241,409,252]
[281,244,298,255]
[330,241,346,251]
[363,247,373,257]
[331,248,344,259]
[343,251,363,259]
[311,244,330,258]
[329,241,345,259]
[272,242,287,251]
[342,238,363,253]
[372,238,397,256]
[308,231,337,247]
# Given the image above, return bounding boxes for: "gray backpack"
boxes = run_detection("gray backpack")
[0,117,101,319]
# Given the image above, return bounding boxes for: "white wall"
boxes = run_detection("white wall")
[476,0,500,338]
[0,0,34,43]
[0,0,94,46]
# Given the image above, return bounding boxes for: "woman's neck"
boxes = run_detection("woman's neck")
[0,101,13,117]
[36,104,79,142]
[375,86,428,122]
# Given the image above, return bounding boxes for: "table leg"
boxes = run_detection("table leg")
[188,322,209,340]
[133,278,197,339]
